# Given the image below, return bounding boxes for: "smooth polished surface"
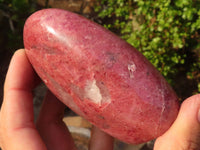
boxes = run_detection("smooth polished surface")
[24,8,179,144]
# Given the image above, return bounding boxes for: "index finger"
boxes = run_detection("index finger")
[3,49,40,129]
[0,49,45,150]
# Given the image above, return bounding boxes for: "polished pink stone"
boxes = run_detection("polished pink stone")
[23,8,179,144]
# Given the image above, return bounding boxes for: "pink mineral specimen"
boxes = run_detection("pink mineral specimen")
[23,8,179,144]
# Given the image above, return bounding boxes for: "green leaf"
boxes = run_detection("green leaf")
[12,0,28,11]
[175,0,190,7]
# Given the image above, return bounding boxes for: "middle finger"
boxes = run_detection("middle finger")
[36,90,77,150]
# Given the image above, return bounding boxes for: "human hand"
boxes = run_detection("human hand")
[1,49,200,150]
[154,94,200,150]
[0,49,114,150]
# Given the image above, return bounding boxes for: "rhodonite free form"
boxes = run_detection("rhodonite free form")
[23,8,179,144]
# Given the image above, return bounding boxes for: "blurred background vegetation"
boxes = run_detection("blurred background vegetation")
[0,0,37,53]
[0,0,200,102]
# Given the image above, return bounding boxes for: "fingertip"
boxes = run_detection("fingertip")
[13,49,26,55]
[4,49,40,93]
[154,94,200,150]
[175,94,200,129]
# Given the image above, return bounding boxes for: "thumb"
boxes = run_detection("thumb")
[154,94,200,150]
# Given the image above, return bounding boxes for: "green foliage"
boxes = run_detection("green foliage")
[0,0,37,51]
[95,0,200,90]
[95,0,135,33]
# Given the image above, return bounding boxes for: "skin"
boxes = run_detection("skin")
[0,49,200,150]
